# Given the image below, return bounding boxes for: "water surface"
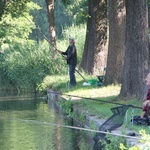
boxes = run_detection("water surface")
[0,96,92,150]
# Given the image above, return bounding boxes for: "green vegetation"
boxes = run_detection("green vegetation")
[43,74,150,149]
[1,0,150,149]
[103,134,128,150]
[120,130,150,150]
[57,24,86,63]
[41,74,150,135]
[58,97,73,117]
[0,37,67,91]
[41,74,141,116]
[0,1,86,92]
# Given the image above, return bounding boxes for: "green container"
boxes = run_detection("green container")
[88,79,98,85]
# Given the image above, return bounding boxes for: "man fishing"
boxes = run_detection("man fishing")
[57,38,77,87]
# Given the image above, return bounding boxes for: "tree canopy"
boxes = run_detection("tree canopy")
[0,0,30,19]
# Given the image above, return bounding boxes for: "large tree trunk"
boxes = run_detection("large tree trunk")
[120,0,149,98]
[45,0,56,47]
[104,0,126,85]
[80,0,107,75]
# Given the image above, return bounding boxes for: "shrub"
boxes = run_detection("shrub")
[0,41,66,91]
[102,134,128,150]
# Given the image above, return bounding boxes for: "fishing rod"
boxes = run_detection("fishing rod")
[74,69,87,82]
[47,90,143,109]
[23,14,57,51]
[57,49,87,82]
[23,14,88,83]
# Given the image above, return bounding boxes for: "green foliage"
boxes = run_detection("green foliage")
[0,14,33,45]
[0,1,6,19]
[54,0,73,37]
[30,0,74,39]
[0,0,30,19]
[59,97,73,117]
[61,0,71,5]
[0,41,67,90]
[29,0,87,39]
[120,130,150,150]
[64,0,88,25]
[0,1,40,46]
[0,1,67,91]
[55,0,88,37]
[102,134,128,150]
[0,0,86,92]
[148,0,150,6]
[57,24,86,64]
[30,0,49,41]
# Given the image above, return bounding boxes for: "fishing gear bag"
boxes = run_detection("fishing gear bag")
[130,115,149,126]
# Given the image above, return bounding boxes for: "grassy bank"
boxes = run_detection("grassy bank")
[42,74,150,133]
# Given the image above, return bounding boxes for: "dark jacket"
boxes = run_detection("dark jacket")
[62,44,77,65]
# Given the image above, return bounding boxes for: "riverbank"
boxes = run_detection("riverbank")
[44,75,149,149]
[46,89,144,149]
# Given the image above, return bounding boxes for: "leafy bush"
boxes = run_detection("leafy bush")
[120,130,150,150]
[0,1,86,92]
[0,41,66,91]
[102,134,128,150]
[58,97,73,117]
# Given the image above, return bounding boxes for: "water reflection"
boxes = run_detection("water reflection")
[0,96,92,150]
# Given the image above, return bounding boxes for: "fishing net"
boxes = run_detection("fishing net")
[93,105,130,150]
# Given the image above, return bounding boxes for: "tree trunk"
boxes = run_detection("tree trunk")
[104,0,126,85]
[120,0,149,98]
[45,0,56,47]
[80,0,107,75]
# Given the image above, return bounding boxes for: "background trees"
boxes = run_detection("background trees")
[104,0,126,85]
[0,0,149,98]
[0,0,30,19]
[120,0,149,98]
[45,0,56,47]
[80,0,107,75]
[0,1,66,91]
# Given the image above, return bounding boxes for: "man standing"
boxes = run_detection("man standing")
[57,38,77,87]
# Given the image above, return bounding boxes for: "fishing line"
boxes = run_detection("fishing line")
[0,117,147,141]
[47,91,142,109]
[23,14,88,82]
[22,14,57,51]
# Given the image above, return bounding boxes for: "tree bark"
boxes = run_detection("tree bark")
[80,0,107,75]
[104,0,126,85]
[120,0,149,98]
[45,0,56,47]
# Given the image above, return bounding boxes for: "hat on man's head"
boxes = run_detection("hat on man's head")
[69,37,75,41]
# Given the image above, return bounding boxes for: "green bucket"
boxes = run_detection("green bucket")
[88,79,98,86]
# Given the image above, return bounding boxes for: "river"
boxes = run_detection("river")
[0,95,92,150]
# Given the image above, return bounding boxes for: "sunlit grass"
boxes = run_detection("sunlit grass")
[42,74,148,133]
[67,84,120,98]
[41,74,120,97]
[42,74,142,113]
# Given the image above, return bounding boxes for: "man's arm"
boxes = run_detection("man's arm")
[57,49,67,55]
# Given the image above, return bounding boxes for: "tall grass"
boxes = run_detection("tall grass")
[0,41,66,91]
[0,24,86,92]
